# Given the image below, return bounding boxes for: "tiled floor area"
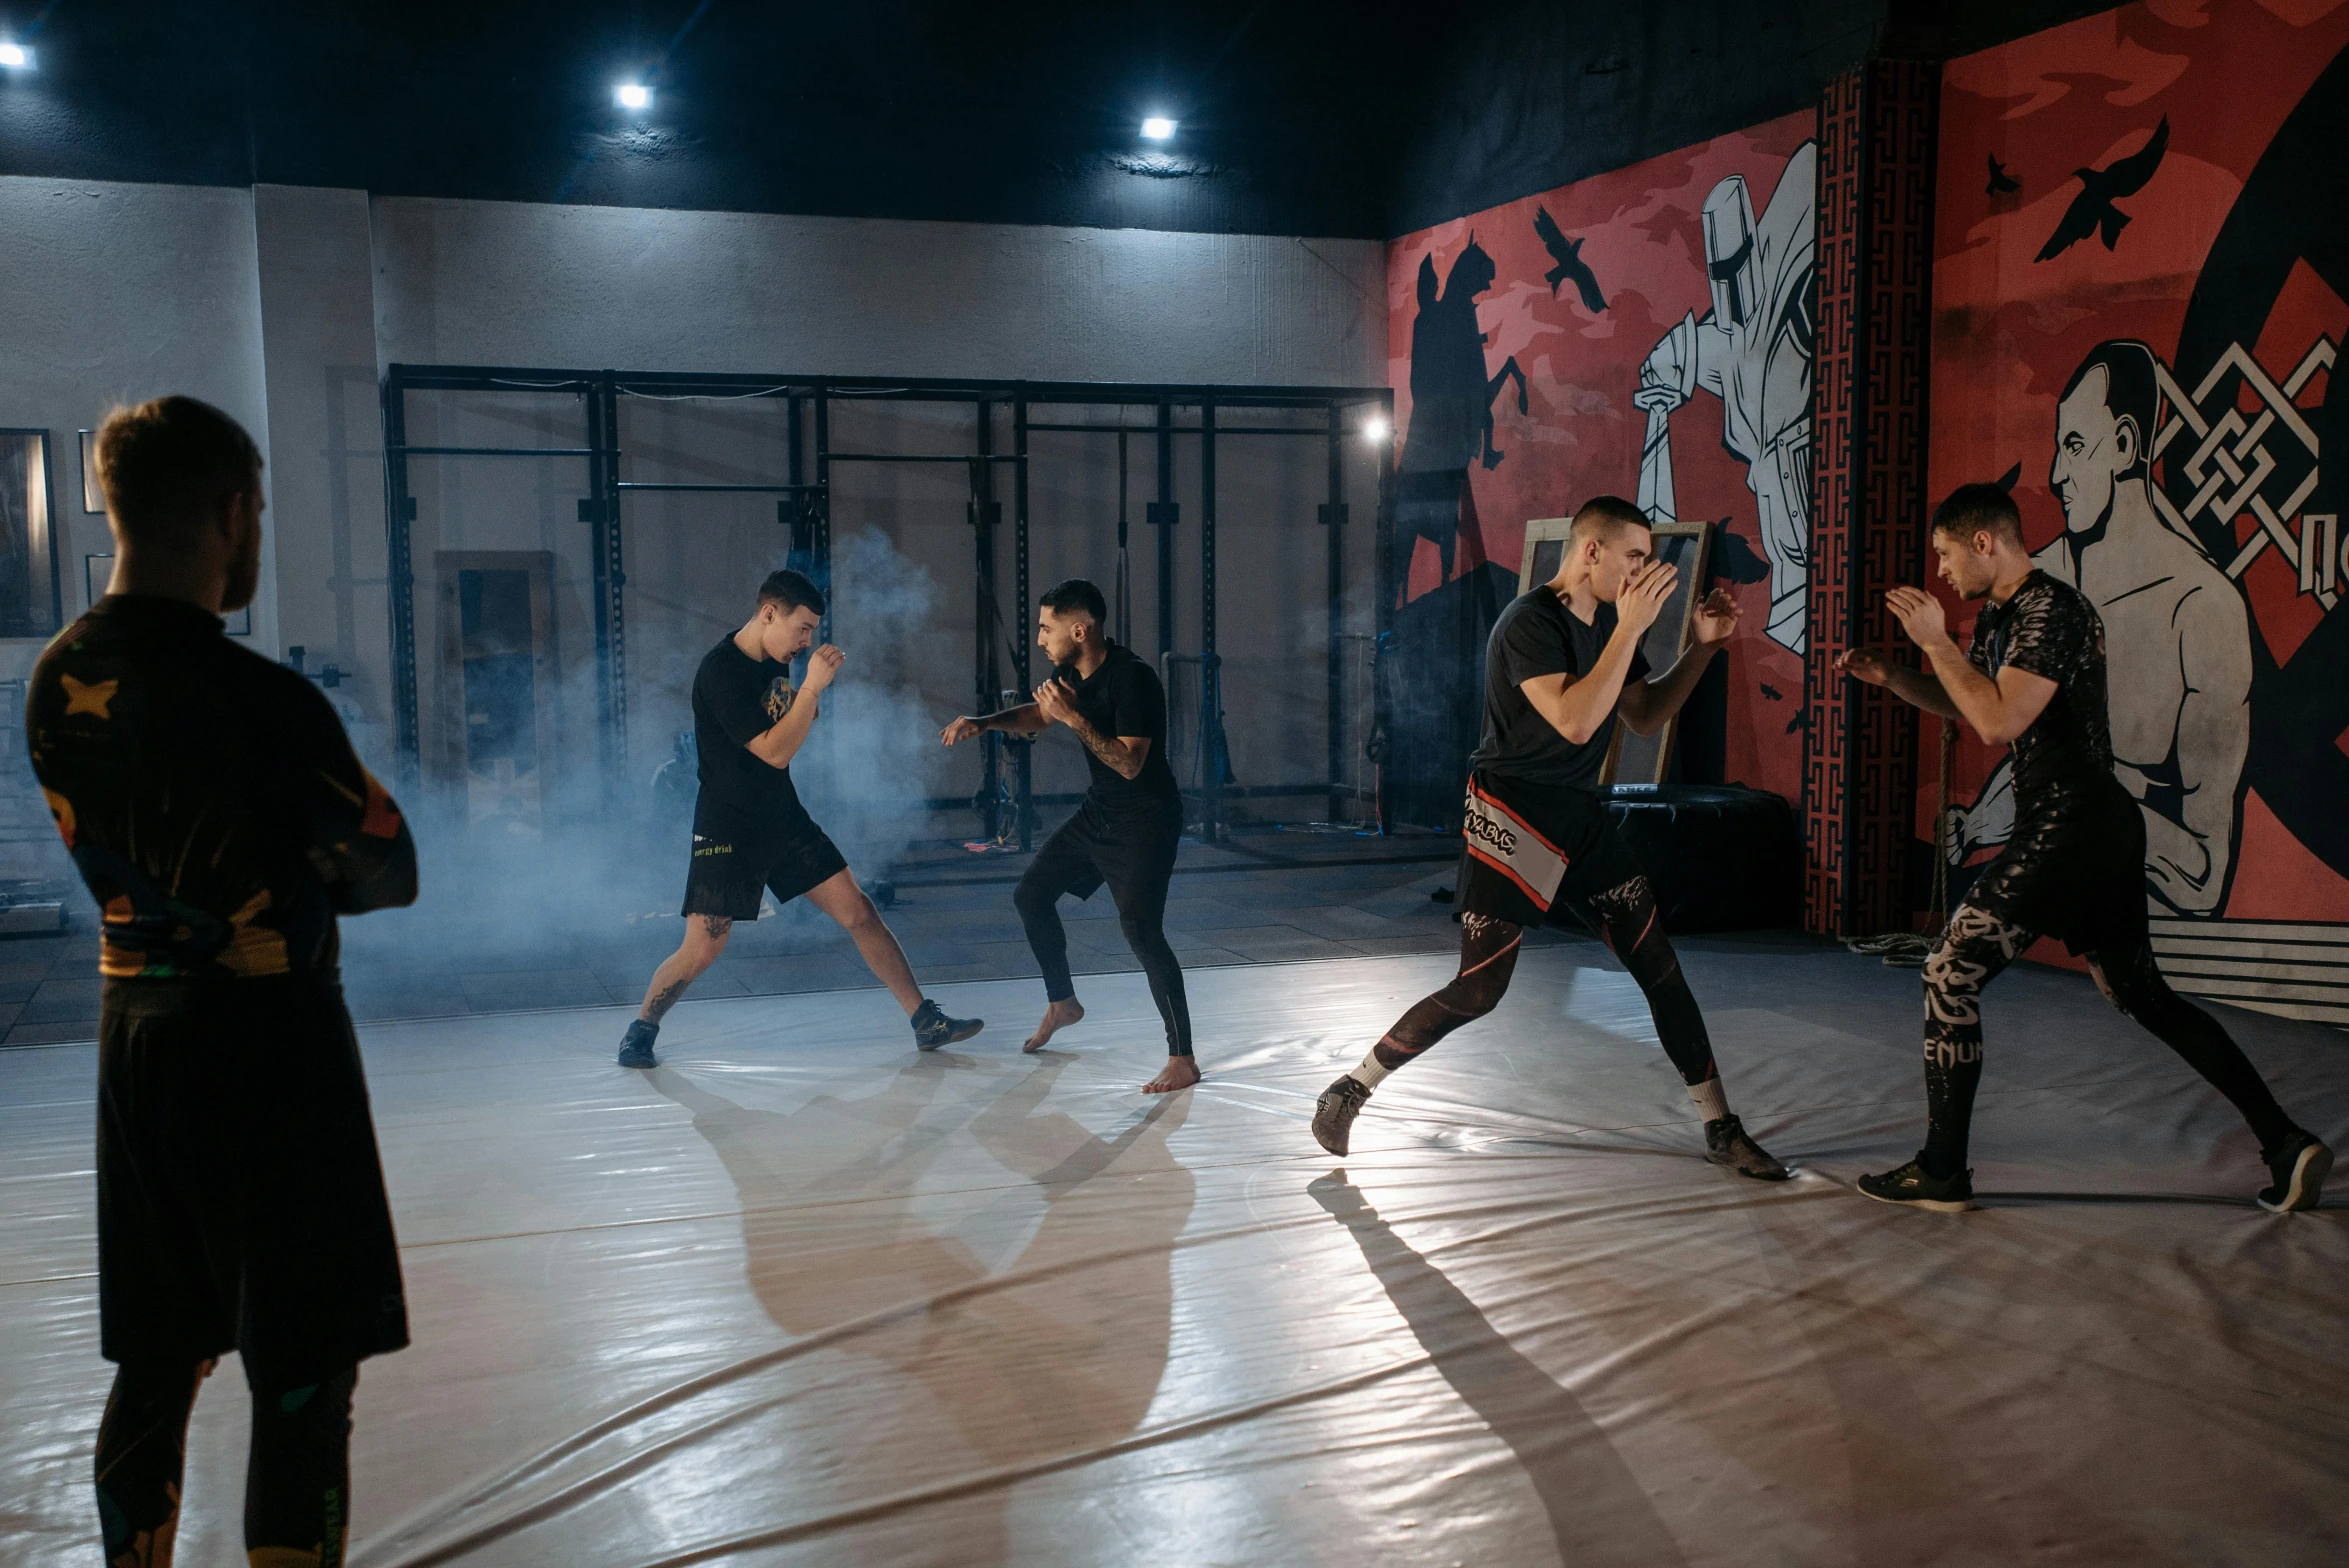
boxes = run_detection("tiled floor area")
[0,827,1592,1047]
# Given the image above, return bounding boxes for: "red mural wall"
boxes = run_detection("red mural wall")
[1928,0,2349,1020]
[1386,110,1817,804]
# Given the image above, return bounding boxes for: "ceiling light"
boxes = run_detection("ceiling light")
[615,82,651,110]
[1362,416,1390,443]
[1141,116,1176,141]
[0,42,31,69]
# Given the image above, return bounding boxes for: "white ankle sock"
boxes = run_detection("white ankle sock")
[1689,1075,1729,1124]
[1348,1053,1392,1090]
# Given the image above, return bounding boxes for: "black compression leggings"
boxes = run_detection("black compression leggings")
[95,1359,356,1568]
[1015,859,1193,1058]
[1371,874,1718,1086]
[1918,903,2295,1177]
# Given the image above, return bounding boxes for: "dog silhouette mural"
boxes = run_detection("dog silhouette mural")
[1386,236,1531,827]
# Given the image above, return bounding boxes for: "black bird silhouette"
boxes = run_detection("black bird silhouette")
[1761,684,1784,702]
[1986,154,2020,196]
[1531,205,1608,313]
[2035,116,2168,262]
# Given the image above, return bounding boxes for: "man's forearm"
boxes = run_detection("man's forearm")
[1545,631,1647,744]
[750,691,822,768]
[1919,640,2006,740]
[1881,662,1959,719]
[974,702,1047,735]
[1627,642,1720,732]
[1064,714,1143,779]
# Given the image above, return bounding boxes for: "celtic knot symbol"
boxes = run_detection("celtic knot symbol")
[2153,338,2339,609]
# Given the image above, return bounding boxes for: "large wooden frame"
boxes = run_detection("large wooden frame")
[1515,516,1712,787]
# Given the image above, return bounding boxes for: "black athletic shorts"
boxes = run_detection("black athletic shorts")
[1455,769,1649,932]
[97,974,408,1387]
[1023,794,1184,903]
[680,826,850,920]
[1966,780,2150,956]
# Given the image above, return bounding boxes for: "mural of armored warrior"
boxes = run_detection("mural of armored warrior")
[1635,142,1817,652]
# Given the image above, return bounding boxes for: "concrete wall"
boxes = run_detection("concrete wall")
[1,175,1386,828]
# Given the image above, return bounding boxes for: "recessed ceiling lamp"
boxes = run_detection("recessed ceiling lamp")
[0,42,33,69]
[1140,116,1176,140]
[615,82,652,110]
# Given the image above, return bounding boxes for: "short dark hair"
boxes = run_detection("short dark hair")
[1571,494,1651,543]
[1931,482,2024,542]
[758,568,826,616]
[95,396,263,545]
[2059,340,2160,477]
[1040,578,1107,625]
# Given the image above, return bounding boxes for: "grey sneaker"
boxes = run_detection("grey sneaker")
[1313,1074,1373,1156]
[1705,1114,1791,1180]
[1857,1156,1974,1213]
[2258,1130,2333,1213]
[616,1019,659,1068]
[912,998,983,1050]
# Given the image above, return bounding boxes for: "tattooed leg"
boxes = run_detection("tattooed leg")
[640,914,732,1022]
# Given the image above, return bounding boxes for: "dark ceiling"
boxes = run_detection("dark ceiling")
[0,1,2119,239]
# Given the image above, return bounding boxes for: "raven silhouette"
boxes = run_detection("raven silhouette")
[2036,117,2169,262]
[1986,154,2020,196]
[1531,205,1608,313]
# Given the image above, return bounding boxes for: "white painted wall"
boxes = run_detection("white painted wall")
[0,175,1388,831]
[0,176,273,678]
[369,196,1385,386]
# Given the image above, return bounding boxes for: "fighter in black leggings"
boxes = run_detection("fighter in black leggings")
[1844,482,2329,1212]
[945,579,1200,1094]
[1314,496,1787,1178]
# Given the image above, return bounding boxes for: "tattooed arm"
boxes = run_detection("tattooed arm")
[941,702,1048,745]
[1032,677,1150,779]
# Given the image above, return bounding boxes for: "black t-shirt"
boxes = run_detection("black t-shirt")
[27,595,417,980]
[692,636,814,843]
[1470,588,1651,792]
[1966,570,2118,817]
[1055,643,1181,806]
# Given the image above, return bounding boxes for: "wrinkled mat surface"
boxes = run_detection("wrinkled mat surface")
[3,944,2345,1565]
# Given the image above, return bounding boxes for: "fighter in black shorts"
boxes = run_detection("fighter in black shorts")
[1842,482,2330,1212]
[29,397,419,1567]
[942,579,1199,1093]
[1313,495,1788,1179]
[616,569,980,1065]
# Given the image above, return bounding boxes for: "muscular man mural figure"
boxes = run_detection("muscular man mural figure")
[1636,142,1817,653]
[2037,340,2250,913]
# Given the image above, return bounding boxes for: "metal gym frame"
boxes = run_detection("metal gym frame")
[379,365,1394,849]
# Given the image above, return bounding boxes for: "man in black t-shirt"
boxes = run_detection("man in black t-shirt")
[944,579,1198,1093]
[616,569,982,1065]
[30,397,417,1567]
[1843,483,2328,1212]
[1313,495,1789,1181]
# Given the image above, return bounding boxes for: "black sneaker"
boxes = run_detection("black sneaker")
[912,999,983,1050]
[1705,1114,1791,1180]
[616,1019,659,1069]
[1857,1156,1974,1213]
[2258,1129,2333,1213]
[1313,1074,1373,1156]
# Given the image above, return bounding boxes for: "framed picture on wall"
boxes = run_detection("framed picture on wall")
[79,429,103,512]
[84,552,249,634]
[1515,514,1713,788]
[0,430,63,639]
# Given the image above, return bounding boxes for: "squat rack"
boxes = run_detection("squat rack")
[379,365,1393,847]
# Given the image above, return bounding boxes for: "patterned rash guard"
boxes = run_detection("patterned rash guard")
[27,596,416,980]
[1965,570,2119,818]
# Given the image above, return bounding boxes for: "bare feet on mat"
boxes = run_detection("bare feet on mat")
[1024,998,1084,1053]
[1143,1056,1201,1094]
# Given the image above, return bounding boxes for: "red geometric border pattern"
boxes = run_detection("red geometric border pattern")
[1804,61,1939,937]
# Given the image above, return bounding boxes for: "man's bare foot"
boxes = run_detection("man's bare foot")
[1024,998,1084,1053]
[1142,1056,1201,1094]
